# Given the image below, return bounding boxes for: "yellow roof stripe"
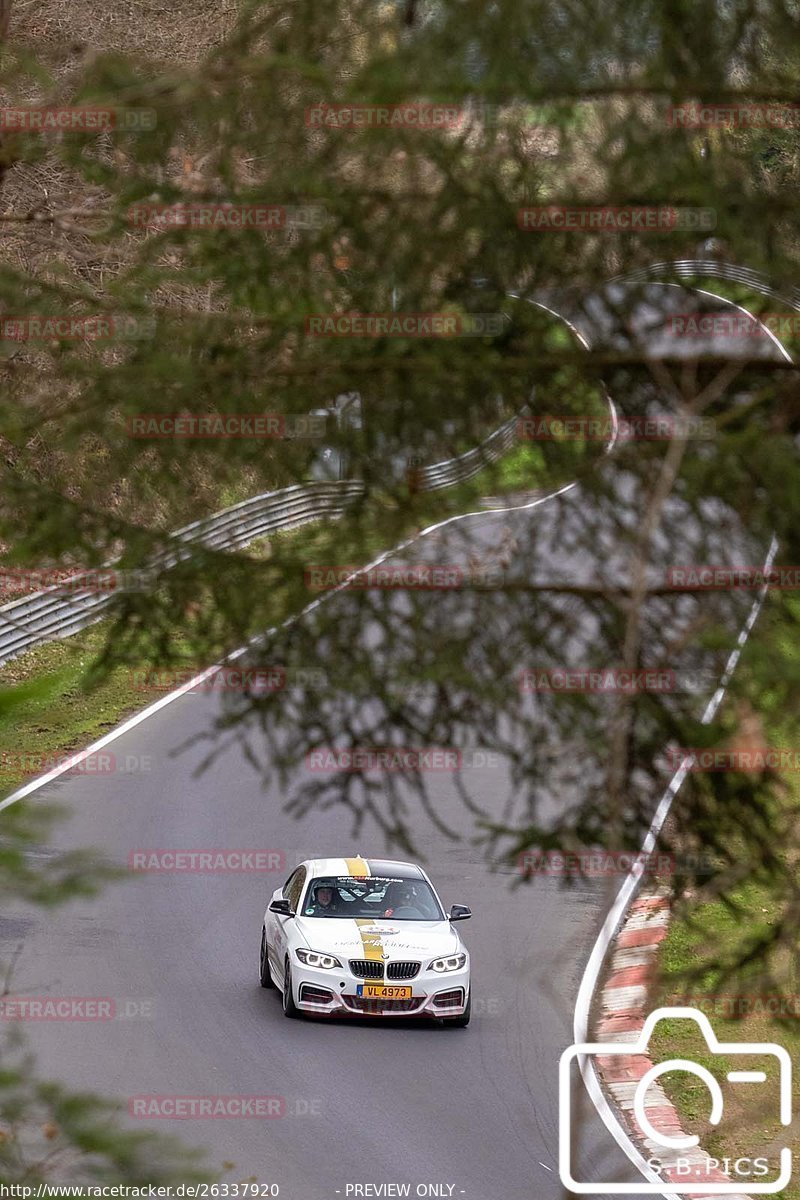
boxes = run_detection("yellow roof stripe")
[345,856,370,877]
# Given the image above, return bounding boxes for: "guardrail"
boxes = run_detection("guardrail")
[615,259,800,310]
[0,414,521,666]
[416,413,519,490]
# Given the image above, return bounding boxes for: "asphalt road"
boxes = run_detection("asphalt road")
[0,283,786,1200]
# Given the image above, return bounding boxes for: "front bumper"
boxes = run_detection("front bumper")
[291,958,470,1018]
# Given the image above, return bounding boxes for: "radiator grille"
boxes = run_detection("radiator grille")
[387,961,420,980]
[349,959,421,979]
[349,959,383,979]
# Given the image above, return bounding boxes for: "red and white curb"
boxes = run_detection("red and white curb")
[594,891,753,1199]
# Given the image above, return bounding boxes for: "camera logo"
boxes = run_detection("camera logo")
[559,1007,792,1193]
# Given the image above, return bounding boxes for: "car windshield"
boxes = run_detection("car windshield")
[302,875,444,920]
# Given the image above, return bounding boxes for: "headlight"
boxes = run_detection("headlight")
[428,953,467,973]
[295,948,342,969]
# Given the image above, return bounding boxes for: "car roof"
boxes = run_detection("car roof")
[305,857,425,880]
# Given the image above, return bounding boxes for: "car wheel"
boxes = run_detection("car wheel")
[260,928,275,989]
[282,957,300,1018]
[442,991,471,1028]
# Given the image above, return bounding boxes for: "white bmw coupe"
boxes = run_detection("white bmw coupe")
[260,856,471,1025]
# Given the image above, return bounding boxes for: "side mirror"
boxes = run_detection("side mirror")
[449,904,472,922]
[269,898,294,917]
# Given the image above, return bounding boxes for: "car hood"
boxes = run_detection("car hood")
[294,918,462,960]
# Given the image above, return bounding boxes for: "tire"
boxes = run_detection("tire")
[442,990,471,1028]
[259,928,275,988]
[282,957,300,1018]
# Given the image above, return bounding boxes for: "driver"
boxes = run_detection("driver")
[309,883,345,915]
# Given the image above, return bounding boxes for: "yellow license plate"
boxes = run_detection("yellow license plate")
[357,984,412,1000]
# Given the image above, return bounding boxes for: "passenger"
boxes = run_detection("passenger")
[382,881,420,918]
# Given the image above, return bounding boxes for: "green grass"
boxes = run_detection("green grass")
[492,442,547,491]
[648,865,799,1196]
[0,630,174,794]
